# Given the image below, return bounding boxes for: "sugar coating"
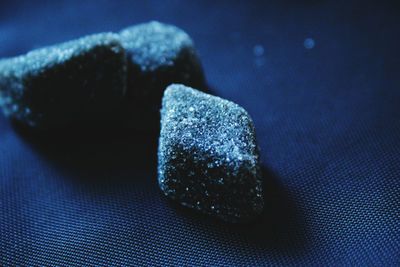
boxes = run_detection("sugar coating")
[120,21,201,72]
[158,84,264,223]
[119,21,205,130]
[0,33,127,129]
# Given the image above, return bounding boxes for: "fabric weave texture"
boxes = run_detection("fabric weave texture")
[0,0,399,266]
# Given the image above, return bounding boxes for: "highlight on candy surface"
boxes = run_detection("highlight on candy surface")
[0,22,205,131]
[158,84,264,223]
[119,21,205,130]
[0,33,127,129]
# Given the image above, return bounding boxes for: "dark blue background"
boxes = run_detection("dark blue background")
[1,0,399,266]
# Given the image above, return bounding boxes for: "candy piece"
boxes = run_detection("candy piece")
[0,33,127,129]
[158,84,264,223]
[119,21,205,130]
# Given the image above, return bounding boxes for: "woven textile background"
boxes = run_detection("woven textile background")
[0,0,399,266]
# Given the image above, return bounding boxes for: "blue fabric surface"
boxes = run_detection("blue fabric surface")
[0,0,399,266]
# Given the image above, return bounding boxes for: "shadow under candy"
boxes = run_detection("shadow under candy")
[10,82,308,253]
[12,120,159,186]
[167,166,310,253]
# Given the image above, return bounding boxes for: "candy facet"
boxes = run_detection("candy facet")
[0,33,127,129]
[0,22,205,131]
[119,21,205,130]
[158,84,264,223]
